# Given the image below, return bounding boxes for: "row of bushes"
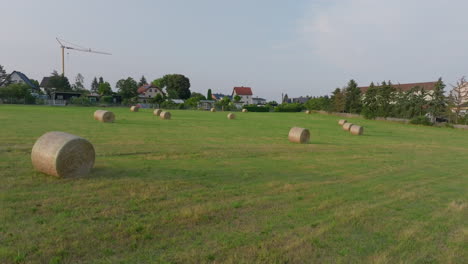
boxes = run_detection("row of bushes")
[243,105,269,112]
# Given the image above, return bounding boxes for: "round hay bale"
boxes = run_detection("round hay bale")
[342,122,354,131]
[288,127,310,144]
[94,110,115,123]
[210,108,216,112]
[305,110,311,114]
[31,131,95,178]
[130,106,140,112]
[160,111,171,120]
[153,109,162,116]
[227,113,236,119]
[350,125,364,135]
[242,109,248,113]
[338,119,347,126]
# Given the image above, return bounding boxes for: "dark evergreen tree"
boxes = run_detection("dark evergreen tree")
[427,78,447,121]
[138,75,148,87]
[91,77,99,93]
[344,79,362,113]
[362,82,379,119]
[207,89,212,100]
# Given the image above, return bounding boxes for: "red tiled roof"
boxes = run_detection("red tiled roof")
[359,81,437,93]
[138,84,162,94]
[233,86,253,95]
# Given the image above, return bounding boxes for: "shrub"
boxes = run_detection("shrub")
[70,97,95,106]
[243,105,269,112]
[101,96,113,104]
[274,103,304,112]
[410,116,433,126]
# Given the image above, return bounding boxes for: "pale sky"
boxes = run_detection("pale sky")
[2,0,468,101]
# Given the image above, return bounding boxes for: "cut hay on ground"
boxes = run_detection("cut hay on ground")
[210,108,216,112]
[160,111,171,120]
[342,122,353,131]
[227,113,236,119]
[242,109,248,113]
[338,119,347,126]
[93,110,115,123]
[130,106,140,112]
[288,127,310,144]
[31,131,95,178]
[153,109,162,116]
[350,125,364,135]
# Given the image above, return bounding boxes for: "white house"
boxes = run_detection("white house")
[1,71,38,91]
[232,86,253,105]
[137,84,165,103]
[252,97,267,105]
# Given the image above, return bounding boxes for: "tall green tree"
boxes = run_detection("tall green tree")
[0,64,8,86]
[376,81,396,117]
[138,75,147,87]
[98,76,104,84]
[91,77,99,93]
[72,73,87,93]
[427,78,447,121]
[331,88,345,112]
[98,82,112,96]
[116,77,138,99]
[207,89,212,100]
[152,74,191,99]
[344,79,362,114]
[361,82,379,119]
[44,71,71,95]
[233,95,241,103]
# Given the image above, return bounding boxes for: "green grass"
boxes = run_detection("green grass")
[0,105,466,263]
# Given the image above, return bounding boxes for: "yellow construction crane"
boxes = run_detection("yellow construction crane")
[56,38,111,76]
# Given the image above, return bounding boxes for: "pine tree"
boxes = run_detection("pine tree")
[362,82,378,119]
[344,79,362,114]
[0,64,8,85]
[428,78,447,122]
[98,76,104,84]
[91,77,99,93]
[207,89,212,100]
[138,75,147,87]
[331,88,346,112]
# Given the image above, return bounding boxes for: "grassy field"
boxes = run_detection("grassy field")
[0,105,467,264]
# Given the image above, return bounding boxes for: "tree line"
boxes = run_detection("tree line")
[304,78,467,124]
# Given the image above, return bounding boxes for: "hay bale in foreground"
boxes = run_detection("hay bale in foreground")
[94,110,115,123]
[350,125,364,135]
[153,109,162,116]
[160,111,171,120]
[227,113,236,119]
[342,122,353,131]
[305,110,311,114]
[31,131,95,178]
[288,127,310,144]
[130,106,140,112]
[338,119,347,126]
[242,109,248,113]
[210,108,216,112]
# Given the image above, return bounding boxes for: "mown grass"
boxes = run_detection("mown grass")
[0,105,466,263]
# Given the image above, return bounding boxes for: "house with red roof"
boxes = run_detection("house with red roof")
[232,86,253,105]
[137,84,164,103]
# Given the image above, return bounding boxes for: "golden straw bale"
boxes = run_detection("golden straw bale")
[160,111,171,120]
[153,109,162,116]
[338,119,347,126]
[305,110,311,114]
[210,108,216,112]
[130,106,140,112]
[350,125,364,135]
[342,122,353,131]
[31,131,95,178]
[227,113,236,119]
[288,127,310,144]
[94,110,115,123]
[242,109,248,113]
